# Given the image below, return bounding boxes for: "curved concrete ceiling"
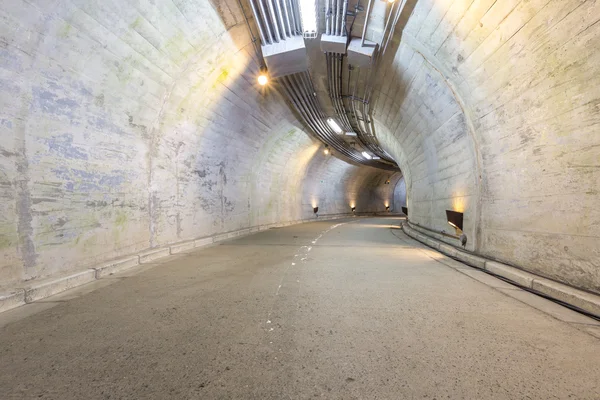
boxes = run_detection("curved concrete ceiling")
[0,0,598,297]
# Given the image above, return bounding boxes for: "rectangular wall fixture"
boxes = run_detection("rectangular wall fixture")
[326,118,343,134]
[402,207,408,216]
[446,210,464,231]
[262,36,308,78]
[361,151,372,159]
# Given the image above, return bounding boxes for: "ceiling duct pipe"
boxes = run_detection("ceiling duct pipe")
[334,0,340,37]
[361,0,374,46]
[248,0,268,44]
[256,0,274,44]
[280,0,293,37]
[340,0,348,36]
[266,0,282,42]
[326,0,331,35]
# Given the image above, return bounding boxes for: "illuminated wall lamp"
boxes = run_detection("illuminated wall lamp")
[351,206,356,213]
[446,210,464,231]
[401,207,408,216]
[313,206,319,214]
[386,206,390,212]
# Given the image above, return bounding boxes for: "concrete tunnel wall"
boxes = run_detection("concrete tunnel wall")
[372,0,600,294]
[0,0,399,289]
[1,0,599,297]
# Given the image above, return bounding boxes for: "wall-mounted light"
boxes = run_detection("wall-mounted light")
[299,0,318,38]
[257,67,269,86]
[326,118,343,134]
[361,151,372,160]
[386,206,390,212]
[401,206,408,216]
[323,145,330,155]
[313,206,319,214]
[351,206,356,212]
[446,210,464,231]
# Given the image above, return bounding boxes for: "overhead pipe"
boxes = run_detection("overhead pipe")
[361,0,374,46]
[292,0,303,35]
[266,0,282,42]
[381,0,407,55]
[340,0,349,36]
[334,0,340,37]
[257,0,274,43]
[335,55,354,130]
[280,0,293,37]
[283,76,361,162]
[273,0,288,38]
[248,0,268,44]
[293,73,368,163]
[278,75,398,169]
[328,54,352,132]
[326,54,343,130]
[287,0,300,35]
[296,74,339,138]
[326,0,331,35]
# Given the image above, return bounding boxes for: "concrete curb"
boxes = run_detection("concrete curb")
[139,248,171,264]
[401,223,600,318]
[24,270,97,303]
[92,256,140,279]
[0,213,376,314]
[0,290,25,313]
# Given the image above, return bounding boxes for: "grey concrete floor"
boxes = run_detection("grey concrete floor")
[1,217,599,399]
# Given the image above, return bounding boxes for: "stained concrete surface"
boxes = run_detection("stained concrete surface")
[0,217,599,399]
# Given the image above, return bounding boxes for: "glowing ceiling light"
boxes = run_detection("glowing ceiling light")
[298,0,318,38]
[361,151,372,159]
[326,118,343,134]
[258,74,268,86]
[345,132,357,136]
[257,67,269,86]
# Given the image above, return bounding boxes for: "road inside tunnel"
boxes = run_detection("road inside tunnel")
[0,217,599,399]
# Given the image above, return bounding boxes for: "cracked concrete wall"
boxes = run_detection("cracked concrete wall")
[373,0,600,294]
[0,0,391,289]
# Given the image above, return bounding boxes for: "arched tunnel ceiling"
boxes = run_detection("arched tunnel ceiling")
[0,0,599,297]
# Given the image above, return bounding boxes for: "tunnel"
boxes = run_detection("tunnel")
[0,0,599,398]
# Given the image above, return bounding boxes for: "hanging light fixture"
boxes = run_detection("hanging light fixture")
[257,67,269,86]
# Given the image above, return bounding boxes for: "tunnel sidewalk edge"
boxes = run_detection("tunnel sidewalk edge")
[0,213,384,314]
[401,223,600,319]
